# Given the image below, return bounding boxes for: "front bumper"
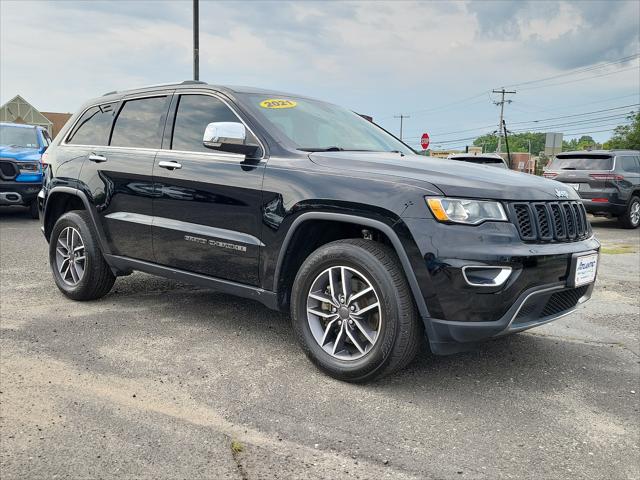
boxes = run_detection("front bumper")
[428,282,593,353]
[401,218,600,354]
[0,182,41,206]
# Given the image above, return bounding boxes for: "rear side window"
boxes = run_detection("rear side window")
[620,156,640,173]
[66,104,115,146]
[171,94,254,153]
[110,96,169,149]
[550,155,613,170]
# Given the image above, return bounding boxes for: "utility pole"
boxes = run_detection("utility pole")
[193,0,199,81]
[492,88,515,152]
[503,119,512,168]
[393,114,410,141]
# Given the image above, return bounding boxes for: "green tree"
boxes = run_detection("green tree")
[563,135,599,151]
[472,132,545,154]
[603,111,640,149]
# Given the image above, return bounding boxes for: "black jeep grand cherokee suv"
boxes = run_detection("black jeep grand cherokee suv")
[40,81,600,381]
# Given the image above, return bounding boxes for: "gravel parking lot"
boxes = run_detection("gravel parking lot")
[1,207,638,480]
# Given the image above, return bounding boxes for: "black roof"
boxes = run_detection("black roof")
[100,80,313,101]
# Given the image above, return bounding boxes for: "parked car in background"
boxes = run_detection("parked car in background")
[0,122,50,218]
[544,150,640,228]
[448,152,508,169]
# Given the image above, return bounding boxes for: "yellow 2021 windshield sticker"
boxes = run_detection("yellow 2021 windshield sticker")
[260,99,297,109]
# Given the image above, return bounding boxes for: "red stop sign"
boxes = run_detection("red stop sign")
[420,133,430,150]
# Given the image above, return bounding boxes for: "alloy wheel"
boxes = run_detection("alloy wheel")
[306,266,382,360]
[631,201,640,226]
[55,226,86,286]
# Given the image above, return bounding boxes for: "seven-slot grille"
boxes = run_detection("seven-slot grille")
[508,201,590,242]
[0,159,20,180]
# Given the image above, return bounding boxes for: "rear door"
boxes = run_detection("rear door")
[79,93,171,261]
[547,154,614,198]
[152,92,266,285]
[618,155,640,203]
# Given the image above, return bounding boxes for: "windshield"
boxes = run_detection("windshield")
[0,125,39,149]
[238,94,413,154]
[550,155,613,170]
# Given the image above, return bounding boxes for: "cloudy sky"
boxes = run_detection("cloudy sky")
[1,0,638,149]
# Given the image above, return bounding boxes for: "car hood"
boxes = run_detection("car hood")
[309,152,579,201]
[0,144,41,162]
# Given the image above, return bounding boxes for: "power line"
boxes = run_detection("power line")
[504,54,640,89]
[508,103,639,125]
[518,66,639,92]
[506,92,640,116]
[375,92,490,120]
[376,53,639,120]
[508,113,634,133]
[563,125,633,136]
[404,103,639,139]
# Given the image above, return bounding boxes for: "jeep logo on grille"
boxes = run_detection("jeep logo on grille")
[555,189,569,199]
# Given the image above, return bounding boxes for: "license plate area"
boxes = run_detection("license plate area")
[568,251,598,287]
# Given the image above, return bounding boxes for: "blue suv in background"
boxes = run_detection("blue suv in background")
[0,122,51,218]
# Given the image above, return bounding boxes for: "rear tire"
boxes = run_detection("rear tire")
[619,196,640,229]
[29,200,39,219]
[49,211,115,300]
[291,239,422,382]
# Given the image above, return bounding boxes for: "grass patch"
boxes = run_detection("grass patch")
[231,439,244,454]
[601,245,636,254]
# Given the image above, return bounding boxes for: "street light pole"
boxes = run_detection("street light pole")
[193,0,199,81]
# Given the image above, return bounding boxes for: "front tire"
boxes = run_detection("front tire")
[620,196,640,229]
[49,211,115,300]
[291,239,422,382]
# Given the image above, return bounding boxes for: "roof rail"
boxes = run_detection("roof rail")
[102,80,206,96]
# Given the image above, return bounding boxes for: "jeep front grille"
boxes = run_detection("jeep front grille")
[508,201,590,243]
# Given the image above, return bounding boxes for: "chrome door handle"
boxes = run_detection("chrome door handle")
[88,154,107,163]
[158,160,182,170]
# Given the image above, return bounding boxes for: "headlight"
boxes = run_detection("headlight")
[18,162,40,174]
[426,197,507,225]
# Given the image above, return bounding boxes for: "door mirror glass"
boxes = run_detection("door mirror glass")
[203,122,259,157]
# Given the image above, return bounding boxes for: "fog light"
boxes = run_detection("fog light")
[462,266,512,287]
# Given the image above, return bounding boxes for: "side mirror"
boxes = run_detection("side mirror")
[203,122,260,157]
[39,145,48,154]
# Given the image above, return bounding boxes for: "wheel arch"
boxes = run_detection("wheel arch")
[43,187,111,256]
[272,212,430,320]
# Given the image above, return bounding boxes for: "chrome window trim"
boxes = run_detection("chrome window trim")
[60,89,267,160]
[167,89,267,160]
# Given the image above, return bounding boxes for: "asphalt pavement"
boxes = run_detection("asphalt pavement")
[1,206,638,479]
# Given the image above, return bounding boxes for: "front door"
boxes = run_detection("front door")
[152,93,266,285]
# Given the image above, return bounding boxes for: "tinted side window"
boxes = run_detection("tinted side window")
[620,156,640,173]
[171,94,255,153]
[66,104,115,146]
[111,96,169,149]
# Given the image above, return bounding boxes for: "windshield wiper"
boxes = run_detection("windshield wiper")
[298,146,345,152]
